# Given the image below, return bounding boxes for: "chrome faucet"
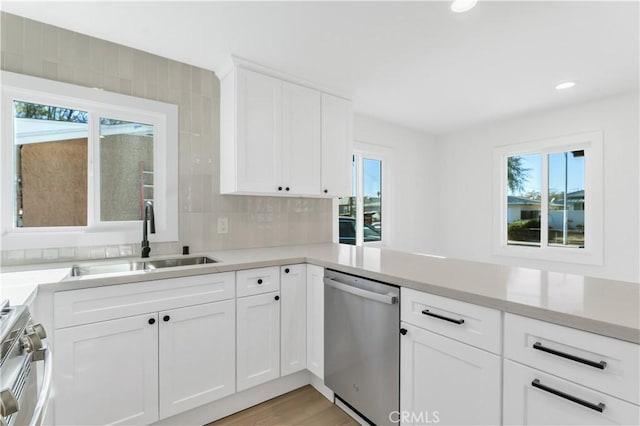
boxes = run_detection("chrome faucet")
[141,201,155,258]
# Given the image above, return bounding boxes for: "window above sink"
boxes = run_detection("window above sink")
[1,71,179,250]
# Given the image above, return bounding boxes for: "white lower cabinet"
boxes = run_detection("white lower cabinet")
[236,291,281,391]
[400,322,501,426]
[280,264,307,375]
[159,300,235,418]
[306,264,324,379]
[503,360,639,425]
[55,313,160,426]
[55,300,236,425]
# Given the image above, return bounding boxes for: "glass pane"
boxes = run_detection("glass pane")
[100,118,154,221]
[548,151,585,248]
[338,155,357,245]
[13,100,88,227]
[506,153,542,246]
[363,158,381,242]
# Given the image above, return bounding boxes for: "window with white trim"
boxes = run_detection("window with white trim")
[1,71,178,249]
[338,154,383,245]
[495,131,603,264]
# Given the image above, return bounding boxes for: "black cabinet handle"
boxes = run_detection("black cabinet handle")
[421,309,465,325]
[284,268,290,274]
[274,295,280,301]
[533,342,607,370]
[257,279,263,284]
[148,318,156,325]
[324,189,328,194]
[278,186,283,191]
[163,315,170,322]
[285,187,290,191]
[400,328,407,335]
[531,379,605,412]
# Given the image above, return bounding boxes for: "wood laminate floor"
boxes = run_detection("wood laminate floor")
[209,385,358,426]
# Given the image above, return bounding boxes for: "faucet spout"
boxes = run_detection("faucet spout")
[141,201,156,258]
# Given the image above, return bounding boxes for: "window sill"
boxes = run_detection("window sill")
[493,244,603,266]
[1,225,177,250]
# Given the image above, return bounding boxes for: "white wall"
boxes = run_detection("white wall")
[435,92,639,282]
[353,114,438,254]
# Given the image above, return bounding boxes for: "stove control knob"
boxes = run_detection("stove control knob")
[27,323,47,339]
[21,332,42,353]
[0,388,19,417]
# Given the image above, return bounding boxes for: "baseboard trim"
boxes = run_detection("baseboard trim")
[309,373,334,402]
[152,370,310,426]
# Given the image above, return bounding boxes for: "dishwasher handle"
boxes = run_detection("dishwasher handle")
[324,277,398,305]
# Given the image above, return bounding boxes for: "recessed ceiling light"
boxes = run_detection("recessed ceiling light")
[451,0,478,13]
[555,81,576,90]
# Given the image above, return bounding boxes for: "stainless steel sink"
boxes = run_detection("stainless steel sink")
[145,256,217,269]
[69,256,218,277]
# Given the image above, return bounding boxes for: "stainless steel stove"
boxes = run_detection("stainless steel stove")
[0,300,52,426]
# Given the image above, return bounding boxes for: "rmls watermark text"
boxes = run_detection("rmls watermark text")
[389,410,440,424]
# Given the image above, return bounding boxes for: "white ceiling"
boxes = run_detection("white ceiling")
[2,1,638,135]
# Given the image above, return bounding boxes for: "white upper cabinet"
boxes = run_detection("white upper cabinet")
[321,93,353,197]
[220,58,352,197]
[281,82,322,195]
[223,67,282,194]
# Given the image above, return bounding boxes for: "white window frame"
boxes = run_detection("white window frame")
[493,131,603,265]
[1,71,178,250]
[335,149,388,247]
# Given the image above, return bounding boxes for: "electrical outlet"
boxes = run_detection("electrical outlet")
[217,217,229,234]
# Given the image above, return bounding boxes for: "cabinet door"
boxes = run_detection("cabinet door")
[306,264,324,379]
[400,323,501,426]
[158,300,235,419]
[235,67,282,194]
[237,292,281,391]
[281,82,321,195]
[504,360,639,425]
[281,264,307,376]
[321,94,353,197]
[55,314,159,425]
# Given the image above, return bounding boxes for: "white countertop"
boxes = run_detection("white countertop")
[0,267,70,306]
[1,243,638,343]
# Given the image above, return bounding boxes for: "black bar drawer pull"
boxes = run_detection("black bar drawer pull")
[421,309,465,325]
[531,379,606,413]
[533,342,607,370]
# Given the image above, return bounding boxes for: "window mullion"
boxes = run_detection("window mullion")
[540,152,549,248]
[87,112,100,228]
[355,154,364,246]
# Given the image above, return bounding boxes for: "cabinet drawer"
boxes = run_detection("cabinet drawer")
[505,313,640,405]
[504,360,639,425]
[401,288,502,354]
[236,267,280,297]
[401,322,501,426]
[54,272,235,328]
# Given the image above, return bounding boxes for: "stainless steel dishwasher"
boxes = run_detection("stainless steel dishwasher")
[324,269,400,426]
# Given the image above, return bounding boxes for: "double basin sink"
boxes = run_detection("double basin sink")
[70,256,218,277]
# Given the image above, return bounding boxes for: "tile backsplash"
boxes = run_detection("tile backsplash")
[0,12,333,266]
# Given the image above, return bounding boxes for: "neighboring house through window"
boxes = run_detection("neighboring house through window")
[495,131,603,264]
[1,71,178,249]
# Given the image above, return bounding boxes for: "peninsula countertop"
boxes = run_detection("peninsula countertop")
[1,243,638,344]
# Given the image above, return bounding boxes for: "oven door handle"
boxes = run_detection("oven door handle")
[29,343,53,426]
[324,277,398,305]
